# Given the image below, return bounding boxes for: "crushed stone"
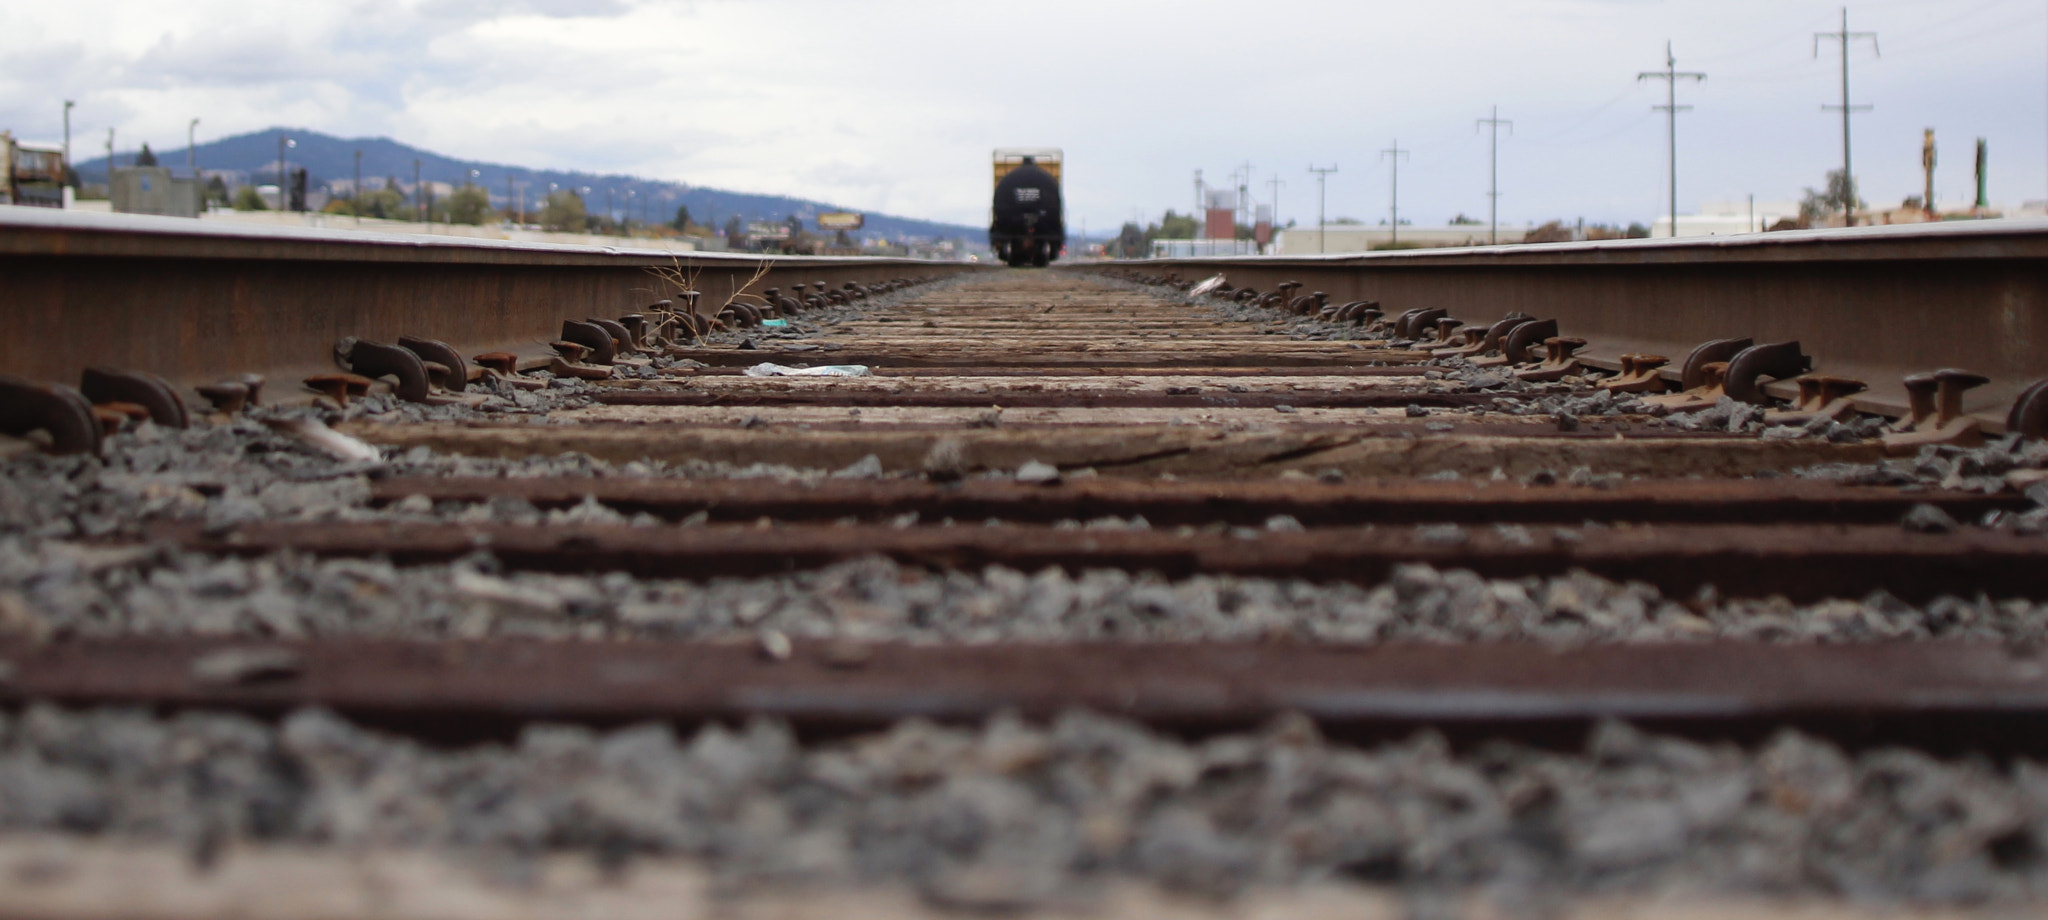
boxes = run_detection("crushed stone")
[3,705,2048,904]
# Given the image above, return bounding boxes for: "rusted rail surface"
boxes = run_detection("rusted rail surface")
[6,637,2047,753]
[0,208,984,386]
[1083,219,2048,426]
[162,519,2048,602]
[370,475,2024,527]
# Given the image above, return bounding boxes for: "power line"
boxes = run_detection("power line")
[1639,41,1705,238]
[1815,6,1878,225]
[1379,140,1410,246]
[1476,106,1513,245]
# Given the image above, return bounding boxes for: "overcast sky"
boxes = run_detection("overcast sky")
[4,0,2043,232]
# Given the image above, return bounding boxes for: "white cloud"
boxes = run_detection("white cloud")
[4,0,2043,230]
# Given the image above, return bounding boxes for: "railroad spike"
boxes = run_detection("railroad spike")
[1517,337,1588,382]
[1883,368,1988,455]
[1596,354,1671,393]
[1764,375,1867,425]
[472,352,547,390]
[302,372,378,407]
[193,381,251,415]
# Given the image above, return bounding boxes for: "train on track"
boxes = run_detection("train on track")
[989,147,1065,267]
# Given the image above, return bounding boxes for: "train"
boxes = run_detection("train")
[989,148,1064,267]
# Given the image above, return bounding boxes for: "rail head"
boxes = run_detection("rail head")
[0,205,981,270]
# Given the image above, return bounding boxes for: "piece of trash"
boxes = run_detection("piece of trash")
[261,417,382,463]
[1188,274,1227,297]
[760,319,790,328]
[190,647,304,686]
[743,363,871,377]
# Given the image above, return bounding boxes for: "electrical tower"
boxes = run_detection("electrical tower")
[1639,42,1705,238]
[1476,106,1514,244]
[1380,140,1410,246]
[1815,7,1877,225]
[1308,164,1337,254]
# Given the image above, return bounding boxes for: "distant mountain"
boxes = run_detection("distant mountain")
[73,128,982,243]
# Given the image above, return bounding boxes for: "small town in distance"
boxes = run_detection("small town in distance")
[3,110,2025,263]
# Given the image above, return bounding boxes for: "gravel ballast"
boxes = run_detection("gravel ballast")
[1,705,2044,905]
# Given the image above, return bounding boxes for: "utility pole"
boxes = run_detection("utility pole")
[1193,169,1204,218]
[1921,129,1937,216]
[1307,164,1337,254]
[1816,7,1877,226]
[1639,42,1705,238]
[1236,160,1252,235]
[62,101,73,186]
[1476,106,1513,244]
[187,118,199,172]
[414,159,423,222]
[1380,140,1410,246]
[106,128,114,176]
[1268,175,1284,248]
[353,151,362,225]
[277,135,295,210]
[1976,138,1990,213]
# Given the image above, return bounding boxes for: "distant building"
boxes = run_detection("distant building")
[110,167,203,218]
[1275,224,1528,254]
[1649,201,1797,238]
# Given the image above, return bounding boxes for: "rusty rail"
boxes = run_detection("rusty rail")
[0,207,985,387]
[162,520,2048,602]
[369,476,2024,527]
[1079,219,2048,427]
[6,637,2047,753]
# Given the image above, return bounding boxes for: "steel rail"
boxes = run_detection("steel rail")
[160,520,2048,602]
[6,637,2047,753]
[368,475,2023,527]
[1080,219,2048,426]
[0,208,985,386]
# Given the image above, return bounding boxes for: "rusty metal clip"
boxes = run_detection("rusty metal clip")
[336,340,432,403]
[2008,378,2048,440]
[559,321,617,365]
[397,336,474,390]
[1337,301,1382,325]
[548,342,615,380]
[79,367,189,429]
[1433,313,1530,358]
[1403,308,1449,340]
[1721,341,1812,406]
[0,376,101,454]
[1470,318,1555,368]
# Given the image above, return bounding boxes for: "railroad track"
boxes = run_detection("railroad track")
[6,215,2048,917]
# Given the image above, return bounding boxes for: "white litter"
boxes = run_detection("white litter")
[743,363,871,377]
[1188,274,1228,297]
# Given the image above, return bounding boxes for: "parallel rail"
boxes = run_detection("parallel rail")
[1081,219,2048,425]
